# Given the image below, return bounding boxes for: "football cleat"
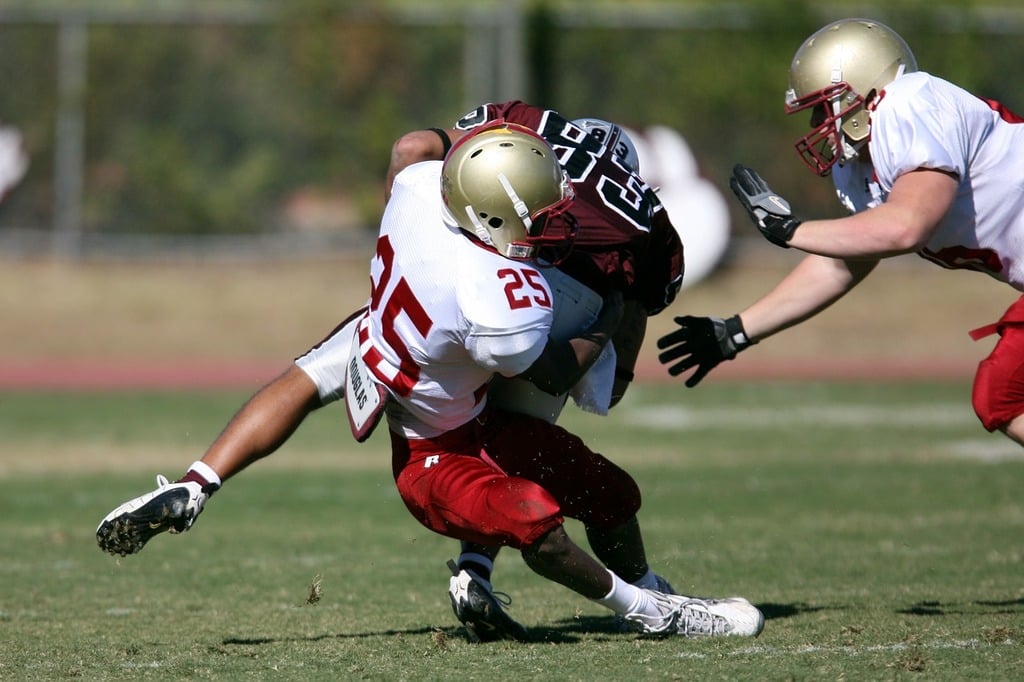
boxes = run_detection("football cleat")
[447,560,530,643]
[625,591,765,638]
[615,573,677,632]
[96,475,210,556]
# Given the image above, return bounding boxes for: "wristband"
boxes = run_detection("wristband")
[724,315,754,349]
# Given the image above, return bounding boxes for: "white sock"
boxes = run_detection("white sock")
[595,570,656,616]
[188,460,222,489]
[457,552,494,588]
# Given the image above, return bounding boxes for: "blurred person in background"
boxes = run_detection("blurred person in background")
[96,122,763,641]
[658,18,1024,450]
[386,100,691,641]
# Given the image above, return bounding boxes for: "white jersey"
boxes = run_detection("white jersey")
[359,160,554,438]
[831,71,1024,291]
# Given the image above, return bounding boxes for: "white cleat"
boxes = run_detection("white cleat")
[625,591,765,638]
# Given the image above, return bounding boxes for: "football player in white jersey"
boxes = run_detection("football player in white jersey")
[386,102,688,641]
[96,122,763,641]
[658,17,1024,449]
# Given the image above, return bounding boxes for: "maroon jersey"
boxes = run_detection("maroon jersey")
[454,101,684,315]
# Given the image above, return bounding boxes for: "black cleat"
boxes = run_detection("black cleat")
[96,476,209,556]
[447,559,529,643]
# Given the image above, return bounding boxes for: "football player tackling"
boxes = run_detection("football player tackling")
[386,101,688,641]
[97,123,763,641]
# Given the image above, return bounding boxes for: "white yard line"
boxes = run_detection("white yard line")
[621,404,1024,461]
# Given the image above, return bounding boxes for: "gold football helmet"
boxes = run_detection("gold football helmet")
[786,18,917,175]
[441,121,576,260]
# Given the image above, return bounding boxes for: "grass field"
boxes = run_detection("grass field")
[2,381,1022,680]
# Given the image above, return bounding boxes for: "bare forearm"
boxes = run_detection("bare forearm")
[789,169,958,259]
[790,212,924,258]
[739,255,877,341]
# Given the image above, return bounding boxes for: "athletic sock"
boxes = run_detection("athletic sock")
[631,567,659,591]
[176,460,222,494]
[457,552,494,585]
[595,570,656,616]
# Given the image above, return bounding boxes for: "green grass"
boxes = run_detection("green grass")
[2,381,1022,680]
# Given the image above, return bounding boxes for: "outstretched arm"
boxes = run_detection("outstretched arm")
[657,254,876,386]
[787,169,958,258]
[738,253,878,342]
[731,163,957,258]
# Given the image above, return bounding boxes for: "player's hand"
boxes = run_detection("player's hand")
[729,165,802,247]
[656,315,753,387]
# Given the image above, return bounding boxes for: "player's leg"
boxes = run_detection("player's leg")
[455,542,500,577]
[97,361,328,557]
[445,543,518,643]
[471,411,762,637]
[520,524,763,638]
[1001,414,1024,446]
[483,409,670,587]
[392,426,762,638]
[96,463,221,556]
[391,427,537,642]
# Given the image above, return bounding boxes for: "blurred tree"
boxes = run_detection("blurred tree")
[0,1,1021,251]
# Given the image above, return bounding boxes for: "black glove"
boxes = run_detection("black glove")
[729,164,802,247]
[656,315,754,387]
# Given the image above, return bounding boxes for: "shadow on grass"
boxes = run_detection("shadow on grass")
[899,597,1024,616]
[220,602,826,647]
[223,625,587,646]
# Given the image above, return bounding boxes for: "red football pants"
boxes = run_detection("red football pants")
[972,295,1024,431]
[391,407,641,549]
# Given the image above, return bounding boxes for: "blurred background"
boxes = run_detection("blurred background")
[1,0,1021,384]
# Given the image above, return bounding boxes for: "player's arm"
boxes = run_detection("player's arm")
[520,291,625,396]
[609,299,647,406]
[385,127,466,201]
[657,254,876,386]
[737,253,877,341]
[788,169,958,258]
[731,164,957,258]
